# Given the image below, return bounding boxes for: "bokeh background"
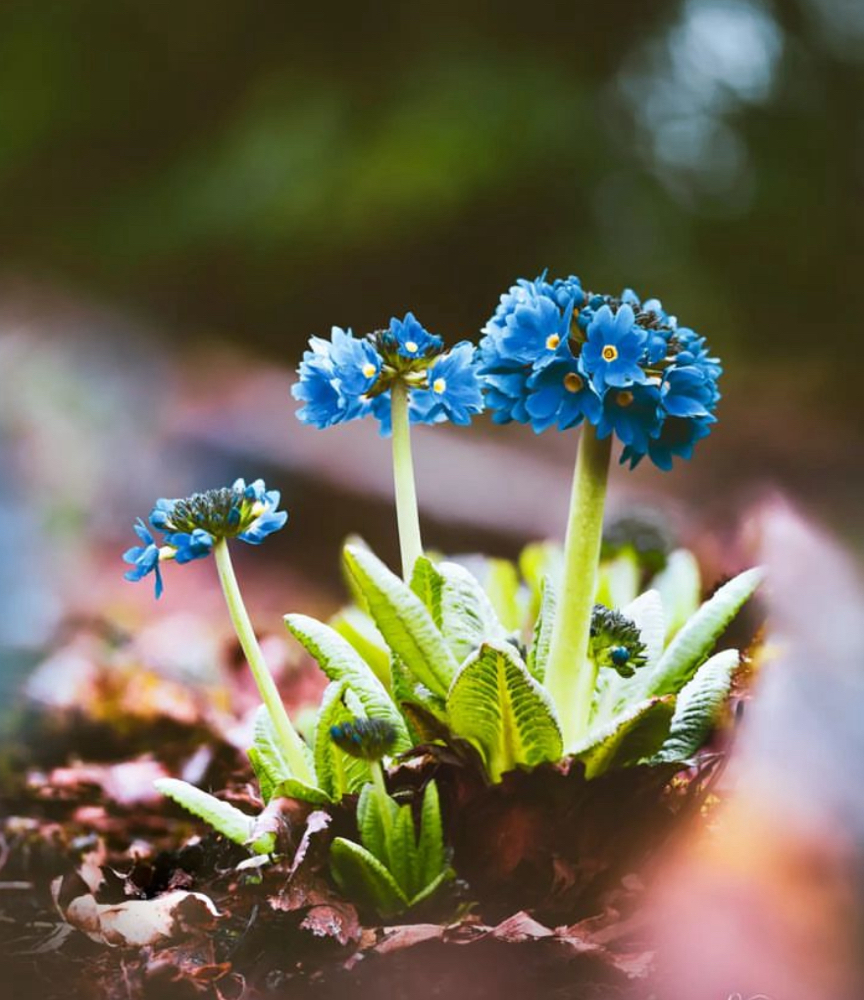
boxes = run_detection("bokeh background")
[1,4,863,996]
[1,0,862,676]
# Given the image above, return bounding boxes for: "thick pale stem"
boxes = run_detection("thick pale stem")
[390,381,423,580]
[544,425,613,751]
[213,539,314,784]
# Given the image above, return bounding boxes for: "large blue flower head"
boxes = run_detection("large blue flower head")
[293,313,484,435]
[478,273,722,469]
[124,478,288,597]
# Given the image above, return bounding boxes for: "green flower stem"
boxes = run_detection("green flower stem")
[390,380,423,580]
[544,425,613,751]
[213,539,315,784]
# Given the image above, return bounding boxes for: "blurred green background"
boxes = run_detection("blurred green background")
[0,0,862,664]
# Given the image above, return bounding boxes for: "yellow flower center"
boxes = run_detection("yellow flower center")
[602,345,619,362]
[250,500,266,518]
[546,333,560,350]
[405,340,419,354]
[362,362,377,379]
[432,377,447,394]
[563,372,584,394]
[617,390,634,407]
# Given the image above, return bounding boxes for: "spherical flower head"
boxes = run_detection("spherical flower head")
[580,305,649,391]
[479,270,721,471]
[329,717,397,761]
[125,478,288,598]
[589,603,647,678]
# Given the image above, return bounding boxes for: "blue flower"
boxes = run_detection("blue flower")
[383,312,443,359]
[292,336,354,429]
[525,342,602,432]
[580,305,649,390]
[123,519,164,598]
[125,479,288,598]
[596,383,663,454]
[294,313,480,432]
[411,342,484,427]
[480,270,722,471]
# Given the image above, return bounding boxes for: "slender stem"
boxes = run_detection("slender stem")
[370,760,395,847]
[390,381,423,580]
[213,539,315,784]
[544,425,613,751]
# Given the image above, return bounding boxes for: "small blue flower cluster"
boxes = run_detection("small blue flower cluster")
[478,274,721,469]
[293,312,484,434]
[123,478,287,597]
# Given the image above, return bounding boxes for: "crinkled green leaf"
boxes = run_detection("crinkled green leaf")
[650,549,701,640]
[573,697,676,778]
[408,866,454,908]
[436,560,509,664]
[356,781,399,864]
[654,648,740,762]
[248,705,316,803]
[410,556,444,628]
[312,682,372,801]
[154,777,273,853]
[344,545,458,697]
[527,575,557,683]
[330,605,392,691]
[330,837,409,919]
[284,613,410,751]
[519,541,563,619]
[446,641,563,781]
[648,567,762,696]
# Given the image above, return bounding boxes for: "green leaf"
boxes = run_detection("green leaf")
[330,606,392,691]
[284,613,410,751]
[483,558,524,632]
[343,545,458,697]
[623,589,666,671]
[519,541,563,619]
[408,866,454,908]
[437,560,509,664]
[410,556,444,627]
[312,682,372,801]
[416,780,446,888]
[154,777,273,853]
[248,705,316,803]
[572,697,676,778]
[647,567,762,697]
[356,781,399,864]
[389,803,420,899]
[654,649,740,762]
[446,642,563,781]
[650,549,701,640]
[526,575,557,683]
[330,837,409,919]
[269,777,331,805]
[596,551,641,609]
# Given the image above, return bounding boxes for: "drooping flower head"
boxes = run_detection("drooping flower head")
[123,478,287,597]
[478,274,722,469]
[589,604,647,678]
[293,312,484,435]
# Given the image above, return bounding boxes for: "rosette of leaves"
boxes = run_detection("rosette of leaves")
[330,779,453,919]
[311,541,761,782]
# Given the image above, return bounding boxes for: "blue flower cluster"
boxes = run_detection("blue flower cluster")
[123,478,287,597]
[478,274,721,469]
[293,312,484,434]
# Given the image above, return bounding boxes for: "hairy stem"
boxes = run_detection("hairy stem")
[544,425,613,750]
[390,381,423,580]
[213,539,315,784]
